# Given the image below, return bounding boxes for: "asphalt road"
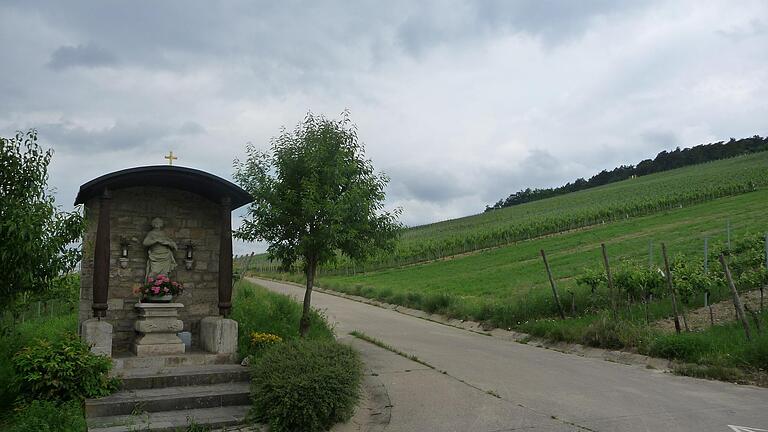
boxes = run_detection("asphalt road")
[250,277,768,432]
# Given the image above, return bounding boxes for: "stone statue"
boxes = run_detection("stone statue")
[143,217,177,278]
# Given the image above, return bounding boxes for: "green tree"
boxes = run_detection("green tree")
[234,112,401,336]
[0,130,84,309]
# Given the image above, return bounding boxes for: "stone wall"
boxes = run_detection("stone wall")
[79,186,222,352]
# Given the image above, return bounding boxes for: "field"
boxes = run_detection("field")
[304,187,766,322]
[246,151,768,274]
[344,152,768,271]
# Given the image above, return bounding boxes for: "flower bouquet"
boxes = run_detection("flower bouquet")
[134,274,184,302]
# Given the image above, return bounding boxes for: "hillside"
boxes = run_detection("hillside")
[304,151,768,274]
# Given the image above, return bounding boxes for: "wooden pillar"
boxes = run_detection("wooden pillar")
[92,188,111,318]
[218,196,233,317]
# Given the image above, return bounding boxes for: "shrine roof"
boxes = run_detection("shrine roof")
[74,165,253,209]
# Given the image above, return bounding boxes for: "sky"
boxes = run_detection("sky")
[2,0,767,254]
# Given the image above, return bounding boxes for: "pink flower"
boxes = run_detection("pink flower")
[164,287,169,293]
[148,277,154,283]
[152,287,160,294]
[172,282,178,286]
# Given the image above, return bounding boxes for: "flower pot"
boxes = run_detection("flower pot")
[144,294,173,303]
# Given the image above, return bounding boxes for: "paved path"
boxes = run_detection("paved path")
[251,278,768,432]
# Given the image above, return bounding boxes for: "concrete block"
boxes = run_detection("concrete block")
[200,317,238,354]
[81,318,113,357]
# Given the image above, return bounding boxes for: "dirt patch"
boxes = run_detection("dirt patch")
[654,288,766,333]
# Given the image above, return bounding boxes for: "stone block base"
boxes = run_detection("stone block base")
[133,302,186,357]
[200,316,238,354]
[81,318,113,357]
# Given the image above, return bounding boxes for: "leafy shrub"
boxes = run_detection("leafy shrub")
[649,333,713,363]
[0,312,78,410]
[5,400,86,432]
[250,339,363,432]
[12,333,119,402]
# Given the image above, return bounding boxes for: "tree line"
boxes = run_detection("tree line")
[486,135,768,212]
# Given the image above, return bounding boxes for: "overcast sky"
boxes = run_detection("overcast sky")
[2,1,767,254]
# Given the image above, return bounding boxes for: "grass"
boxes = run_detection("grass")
[518,306,768,382]
[349,330,434,368]
[231,279,334,357]
[275,188,768,327]
[244,151,768,274]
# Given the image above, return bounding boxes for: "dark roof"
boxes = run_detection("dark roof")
[74,165,253,209]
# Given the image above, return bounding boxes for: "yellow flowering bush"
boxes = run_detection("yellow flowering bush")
[250,332,283,351]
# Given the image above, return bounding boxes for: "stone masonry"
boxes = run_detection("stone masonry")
[79,186,221,352]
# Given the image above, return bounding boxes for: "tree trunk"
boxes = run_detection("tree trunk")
[299,260,316,338]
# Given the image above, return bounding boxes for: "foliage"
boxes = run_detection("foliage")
[250,332,283,354]
[613,263,665,302]
[486,135,768,211]
[250,339,363,432]
[649,333,714,362]
[5,400,86,432]
[0,309,77,410]
[0,130,85,309]
[133,274,184,298]
[575,267,606,294]
[580,316,651,350]
[670,257,718,304]
[231,280,333,358]
[247,150,768,275]
[234,112,400,335]
[12,333,119,403]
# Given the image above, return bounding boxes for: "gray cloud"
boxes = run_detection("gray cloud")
[48,44,117,70]
[1,0,767,253]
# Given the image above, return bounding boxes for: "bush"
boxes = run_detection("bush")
[648,333,713,363]
[250,339,363,432]
[5,400,86,432]
[13,333,119,402]
[0,312,78,410]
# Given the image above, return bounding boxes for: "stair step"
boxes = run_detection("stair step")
[112,352,238,370]
[115,364,250,390]
[86,383,251,417]
[86,405,257,432]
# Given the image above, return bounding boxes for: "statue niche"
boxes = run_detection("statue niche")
[143,217,177,278]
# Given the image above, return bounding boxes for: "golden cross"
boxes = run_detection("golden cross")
[164,151,178,166]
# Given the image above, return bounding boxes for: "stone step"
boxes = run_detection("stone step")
[111,351,238,370]
[115,364,250,390]
[85,382,251,417]
[86,405,256,432]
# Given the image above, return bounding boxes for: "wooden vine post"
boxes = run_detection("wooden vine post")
[600,243,618,320]
[661,243,682,334]
[540,249,566,319]
[719,254,751,341]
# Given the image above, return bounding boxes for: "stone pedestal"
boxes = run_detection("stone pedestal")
[200,316,238,354]
[133,302,185,356]
[81,318,113,357]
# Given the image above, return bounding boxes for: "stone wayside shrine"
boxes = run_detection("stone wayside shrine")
[76,165,253,357]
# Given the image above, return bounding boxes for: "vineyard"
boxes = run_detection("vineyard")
[242,151,768,274]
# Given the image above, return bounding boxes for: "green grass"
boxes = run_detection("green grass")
[244,151,768,274]
[349,330,434,368]
[519,308,768,379]
[231,279,334,357]
[303,187,768,326]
